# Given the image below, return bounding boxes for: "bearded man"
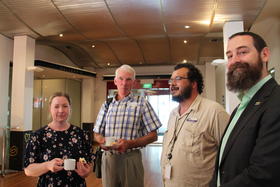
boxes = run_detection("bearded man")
[161,63,229,187]
[210,32,280,187]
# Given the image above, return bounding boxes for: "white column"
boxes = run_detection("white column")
[223,21,244,113]
[0,35,13,129]
[81,78,96,123]
[205,62,216,101]
[0,35,13,166]
[10,36,35,130]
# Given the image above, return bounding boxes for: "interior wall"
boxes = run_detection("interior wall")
[81,79,96,123]
[205,63,216,101]
[251,17,280,83]
[66,79,81,126]
[33,80,42,131]
[250,0,280,83]
[215,64,226,107]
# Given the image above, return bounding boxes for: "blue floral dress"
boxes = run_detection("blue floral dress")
[24,125,93,187]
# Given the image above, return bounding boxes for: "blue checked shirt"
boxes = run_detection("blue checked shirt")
[94,94,162,141]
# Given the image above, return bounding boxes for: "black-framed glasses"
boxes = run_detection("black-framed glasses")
[168,76,189,84]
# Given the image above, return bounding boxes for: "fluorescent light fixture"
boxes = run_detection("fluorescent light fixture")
[211,59,226,65]
[195,20,210,25]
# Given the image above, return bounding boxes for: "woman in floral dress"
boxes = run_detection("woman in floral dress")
[24,92,93,187]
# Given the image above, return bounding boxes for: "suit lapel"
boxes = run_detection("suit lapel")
[220,79,278,164]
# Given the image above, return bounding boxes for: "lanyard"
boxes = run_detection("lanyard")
[167,109,193,160]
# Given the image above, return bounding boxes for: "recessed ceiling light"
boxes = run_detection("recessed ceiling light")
[183,40,187,44]
[91,44,95,48]
[184,25,190,29]
[183,59,187,63]
[59,33,63,37]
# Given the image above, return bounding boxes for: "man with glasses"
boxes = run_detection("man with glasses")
[161,63,229,187]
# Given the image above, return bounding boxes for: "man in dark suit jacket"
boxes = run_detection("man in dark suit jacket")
[210,32,280,187]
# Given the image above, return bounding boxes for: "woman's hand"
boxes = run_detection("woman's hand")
[75,162,92,178]
[24,158,64,177]
[46,158,64,173]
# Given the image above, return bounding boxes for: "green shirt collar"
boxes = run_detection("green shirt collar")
[241,74,272,102]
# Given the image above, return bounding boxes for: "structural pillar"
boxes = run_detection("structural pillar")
[0,35,13,170]
[223,21,244,113]
[0,35,12,130]
[10,36,35,131]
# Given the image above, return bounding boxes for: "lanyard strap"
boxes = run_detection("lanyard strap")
[167,109,193,160]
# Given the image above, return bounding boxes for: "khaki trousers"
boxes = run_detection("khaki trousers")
[101,150,144,187]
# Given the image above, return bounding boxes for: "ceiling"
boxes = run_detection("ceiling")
[0,0,269,69]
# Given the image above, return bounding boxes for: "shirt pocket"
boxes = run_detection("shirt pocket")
[179,127,204,165]
[126,104,140,117]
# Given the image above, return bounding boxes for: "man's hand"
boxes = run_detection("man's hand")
[115,139,131,152]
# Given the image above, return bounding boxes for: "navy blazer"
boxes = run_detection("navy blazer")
[210,78,280,187]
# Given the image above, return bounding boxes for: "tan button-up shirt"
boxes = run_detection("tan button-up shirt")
[161,95,229,187]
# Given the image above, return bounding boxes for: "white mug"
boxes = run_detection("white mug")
[64,159,76,170]
[104,137,116,146]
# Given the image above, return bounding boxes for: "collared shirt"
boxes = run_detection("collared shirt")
[161,95,229,187]
[94,93,162,141]
[217,74,272,186]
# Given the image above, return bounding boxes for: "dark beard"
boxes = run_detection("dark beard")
[227,59,263,92]
[172,84,192,103]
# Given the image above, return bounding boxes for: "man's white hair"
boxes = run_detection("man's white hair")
[115,64,136,80]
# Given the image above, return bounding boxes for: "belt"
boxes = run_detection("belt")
[104,149,140,156]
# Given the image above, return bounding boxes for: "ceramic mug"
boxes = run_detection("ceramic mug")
[64,159,76,170]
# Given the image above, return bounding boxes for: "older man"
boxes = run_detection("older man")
[210,32,280,187]
[94,64,162,187]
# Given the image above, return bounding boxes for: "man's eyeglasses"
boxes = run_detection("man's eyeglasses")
[168,76,189,84]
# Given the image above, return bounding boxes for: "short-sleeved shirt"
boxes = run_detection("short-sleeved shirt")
[24,125,93,187]
[161,95,229,187]
[94,94,162,141]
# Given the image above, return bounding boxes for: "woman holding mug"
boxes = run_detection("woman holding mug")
[24,92,93,186]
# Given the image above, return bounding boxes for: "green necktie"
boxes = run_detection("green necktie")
[217,95,250,186]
